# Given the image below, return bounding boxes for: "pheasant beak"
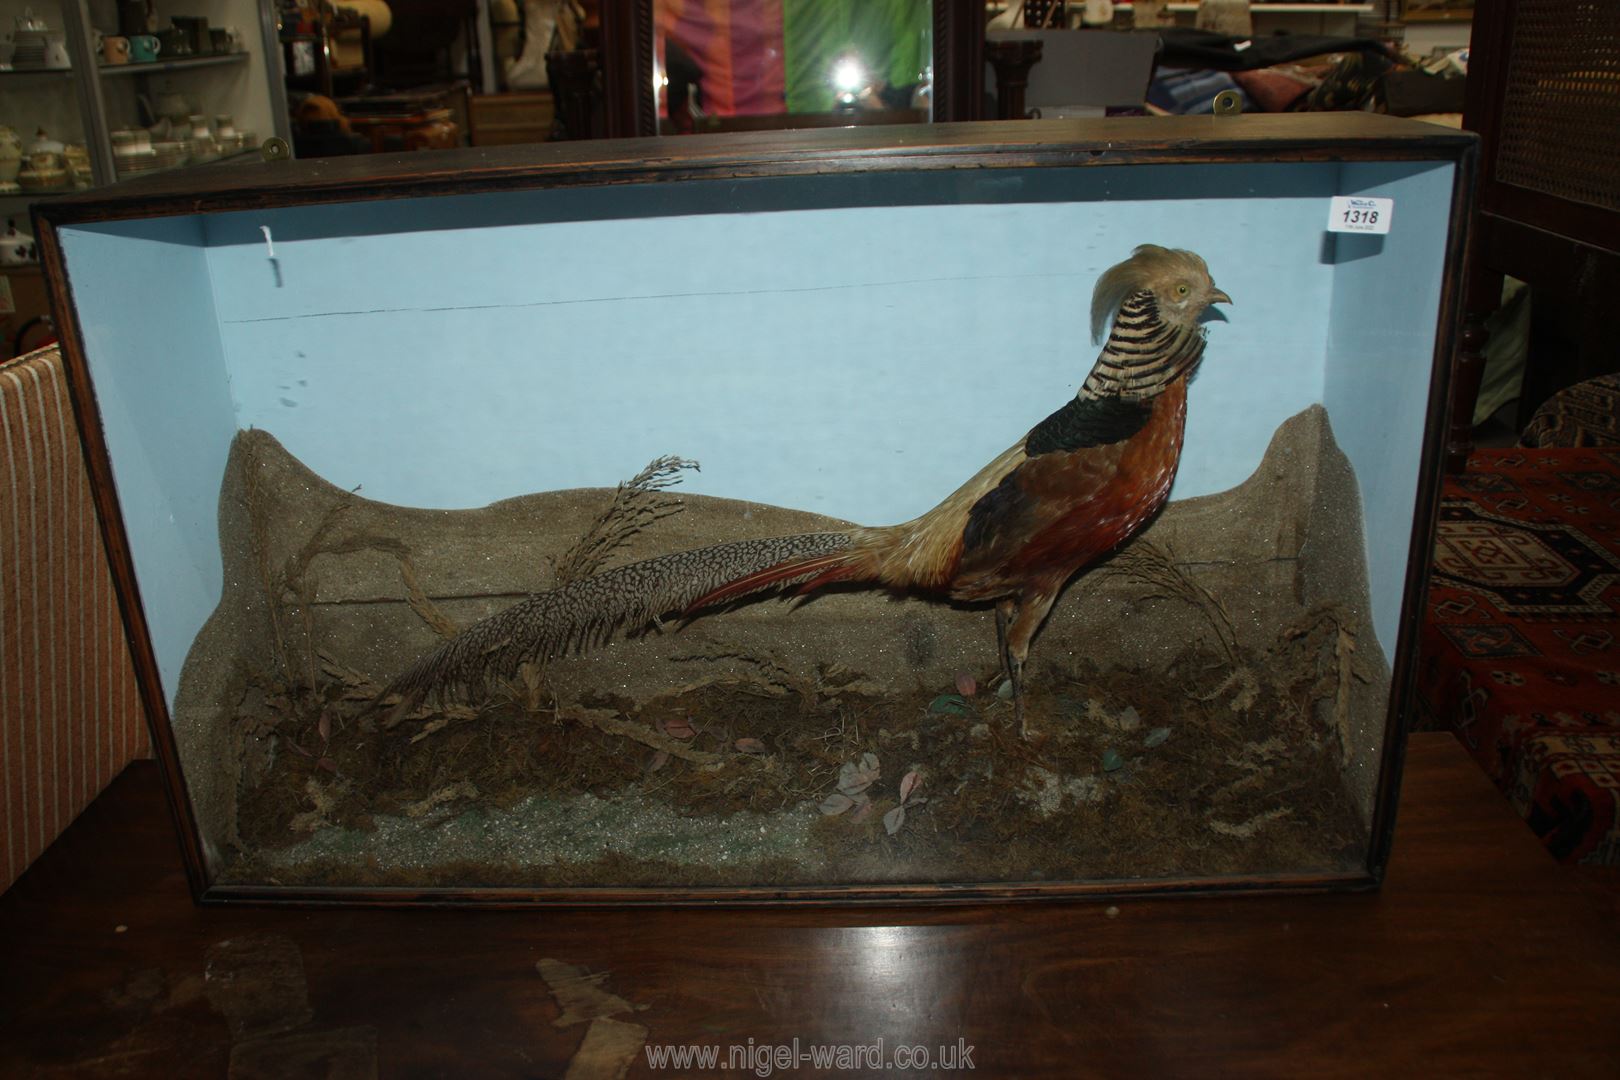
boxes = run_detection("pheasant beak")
[1210,287,1232,306]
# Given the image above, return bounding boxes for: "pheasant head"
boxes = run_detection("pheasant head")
[1089,244,1232,344]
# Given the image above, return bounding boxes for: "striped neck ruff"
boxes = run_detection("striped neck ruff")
[1080,290,1207,402]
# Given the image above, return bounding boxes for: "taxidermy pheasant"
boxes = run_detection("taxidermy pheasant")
[379,245,1230,734]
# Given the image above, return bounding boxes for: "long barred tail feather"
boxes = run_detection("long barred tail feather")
[376,531,855,712]
[681,551,858,612]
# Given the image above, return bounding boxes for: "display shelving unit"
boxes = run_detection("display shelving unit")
[1,0,291,212]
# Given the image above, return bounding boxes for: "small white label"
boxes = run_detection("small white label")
[1328,196,1394,235]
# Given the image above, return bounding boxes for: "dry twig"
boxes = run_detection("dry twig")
[553,455,699,588]
[1099,538,1239,661]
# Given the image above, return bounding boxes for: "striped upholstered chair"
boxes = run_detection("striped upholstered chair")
[1,345,147,895]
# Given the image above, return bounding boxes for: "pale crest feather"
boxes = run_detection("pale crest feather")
[1089,244,1211,344]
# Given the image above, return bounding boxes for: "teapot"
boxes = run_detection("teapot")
[43,32,69,68]
[1,219,37,266]
[28,127,64,170]
[10,6,52,69]
[14,7,49,35]
[143,83,192,126]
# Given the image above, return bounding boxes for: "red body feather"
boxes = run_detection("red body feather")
[687,379,1188,617]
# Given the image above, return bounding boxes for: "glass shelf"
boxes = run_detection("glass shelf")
[0,183,88,199]
[0,66,76,78]
[114,145,260,182]
[98,53,251,78]
[1,147,261,213]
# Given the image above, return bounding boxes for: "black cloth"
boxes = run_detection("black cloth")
[1382,70,1466,116]
[1158,28,1390,72]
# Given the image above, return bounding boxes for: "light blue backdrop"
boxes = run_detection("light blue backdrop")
[62,217,234,709]
[1325,160,1453,666]
[201,166,1336,517]
[62,160,1454,709]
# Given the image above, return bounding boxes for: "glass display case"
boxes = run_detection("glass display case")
[1,0,289,216]
[35,114,1475,905]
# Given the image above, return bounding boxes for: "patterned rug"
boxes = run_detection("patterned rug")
[1419,448,1620,864]
[1521,374,1620,449]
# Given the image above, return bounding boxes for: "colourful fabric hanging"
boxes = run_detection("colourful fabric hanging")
[656,0,929,118]
[657,0,785,116]
[783,0,930,115]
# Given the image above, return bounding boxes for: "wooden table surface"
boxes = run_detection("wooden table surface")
[2,732,1616,1078]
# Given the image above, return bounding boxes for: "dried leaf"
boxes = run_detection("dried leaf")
[928,694,970,717]
[954,671,977,698]
[819,793,855,816]
[560,706,722,766]
[288,811,325,834]
[658,715,696,741]
[1192,667,1260,712]
[899,769,922,804]
[317,710,331,743]
[647,750,670,773]
[409,715,451,745]
[883,805,906,836]
[849,795,874,824]
[734,737,767,756]
[315,756,337,773]
[1144,727,1171,749]
[1102,749,1125,772]
[996,680,1016,701]
[402,781,479,819]
[837,754,881,796]
[1208,807,1291,838]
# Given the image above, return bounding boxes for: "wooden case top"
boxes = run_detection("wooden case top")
[36,115,1475,225]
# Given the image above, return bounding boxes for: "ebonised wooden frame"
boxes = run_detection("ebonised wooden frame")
[598,0,986,138]
[33,115,1477,907]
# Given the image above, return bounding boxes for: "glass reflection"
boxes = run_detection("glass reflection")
[653,1,934,134]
